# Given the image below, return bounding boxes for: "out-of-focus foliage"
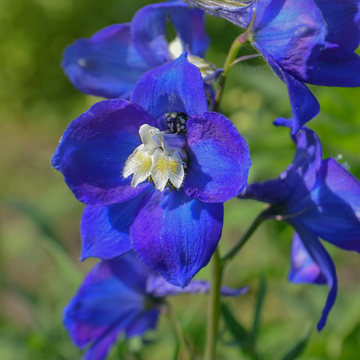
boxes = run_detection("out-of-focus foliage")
[1,0,360,359]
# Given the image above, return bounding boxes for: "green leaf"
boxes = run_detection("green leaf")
[4,198,82,286]
[172,342,180,360]
[281,329,312,360]
[250,276,267,343]
[112,337,128,359]
[221,303,261,360]
[221,302,248,344]
[4,198,65,251]
[41,238,82,287]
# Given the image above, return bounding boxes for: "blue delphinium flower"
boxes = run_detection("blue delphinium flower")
[184,0,360,133]
[62,0,221,99]
[52,54,251,287]
[239,118,360,330]
[65,251,248,360]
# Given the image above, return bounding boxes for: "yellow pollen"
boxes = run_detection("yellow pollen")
[155,157,179,175]
[134,151,152,172]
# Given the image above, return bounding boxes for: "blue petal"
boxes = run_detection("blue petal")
[131,4,171,67]
[289,232,327,284]
[51,100,155,206]
[62,24,152,99]
[290,126,322,181]
[240,125,322,205]
[273,117,293,128]
[184,111,251,202]
[147,275,248,297]
[131,54,208,125]
[295,158,360,252]
[80,193,149,260]
[253,0,326,80]
[182,0,256,28]
[203,68,224,85]
[315,0,360,62]
[63,255,146,358]
[108,252,150,293]
[147,275,210,297]
[130,188,224,287]
[220,285,250,297]
[125,310,159,338]
[306,54,360,87]
[168,3,209,58]
[83,324,128,360]
[285,125,323,205]
[239,177,295,204]
[290,221,337,331]
[131,0,209,68]
[259,50,320,133]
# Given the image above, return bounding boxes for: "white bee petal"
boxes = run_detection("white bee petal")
[139,124,161,155]
[123,144,153,187]
[123,123,186,191]
[151,149,185,191]
[168,37,184,59]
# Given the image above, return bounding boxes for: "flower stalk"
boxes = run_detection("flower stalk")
[213,36,244,112]
[204,211,266,360]
[167,305,193,360]
[222,211,266,264]
[213,10,256,112]
[204,247,224,360]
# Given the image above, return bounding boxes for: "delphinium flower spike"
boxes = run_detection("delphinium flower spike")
[184,0,360,132]
[65,251,248,360]
[239,119,360,330]
[62,0,221,99]
[52,54,251,287]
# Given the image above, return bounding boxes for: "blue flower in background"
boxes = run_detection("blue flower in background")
[65,251,248,360]
[184,0,360,133]
[62,0,220,99]
[52,54,251,287]
[239,118,360,330]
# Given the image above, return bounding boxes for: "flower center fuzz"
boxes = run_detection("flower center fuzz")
[165,111,189,134]
[123,124,186,192]
[155,157,179,175]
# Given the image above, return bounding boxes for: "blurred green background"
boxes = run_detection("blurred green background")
[1,0,360,359]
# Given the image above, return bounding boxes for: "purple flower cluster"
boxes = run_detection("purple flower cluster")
[65,252,247,360]
[62,0,219,99]
[53,54,251,287]
[55,3,251,354]
[240,119,360,330]
[185,0,360,132]
[54,0,360,358]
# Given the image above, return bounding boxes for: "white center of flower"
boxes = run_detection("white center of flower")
[168,37,217,78]
[123,124,185,192]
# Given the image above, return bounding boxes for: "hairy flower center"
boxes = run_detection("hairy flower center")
[165,111,189,134]
[155,157,179,175]
[135,152,153,173]
[123,124,187,192]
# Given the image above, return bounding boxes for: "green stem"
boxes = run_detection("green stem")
[222,211,266,264]
[213,37,244,112]
[213,10,256,112]
[204,247,223,360]
[167,305,192,360]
